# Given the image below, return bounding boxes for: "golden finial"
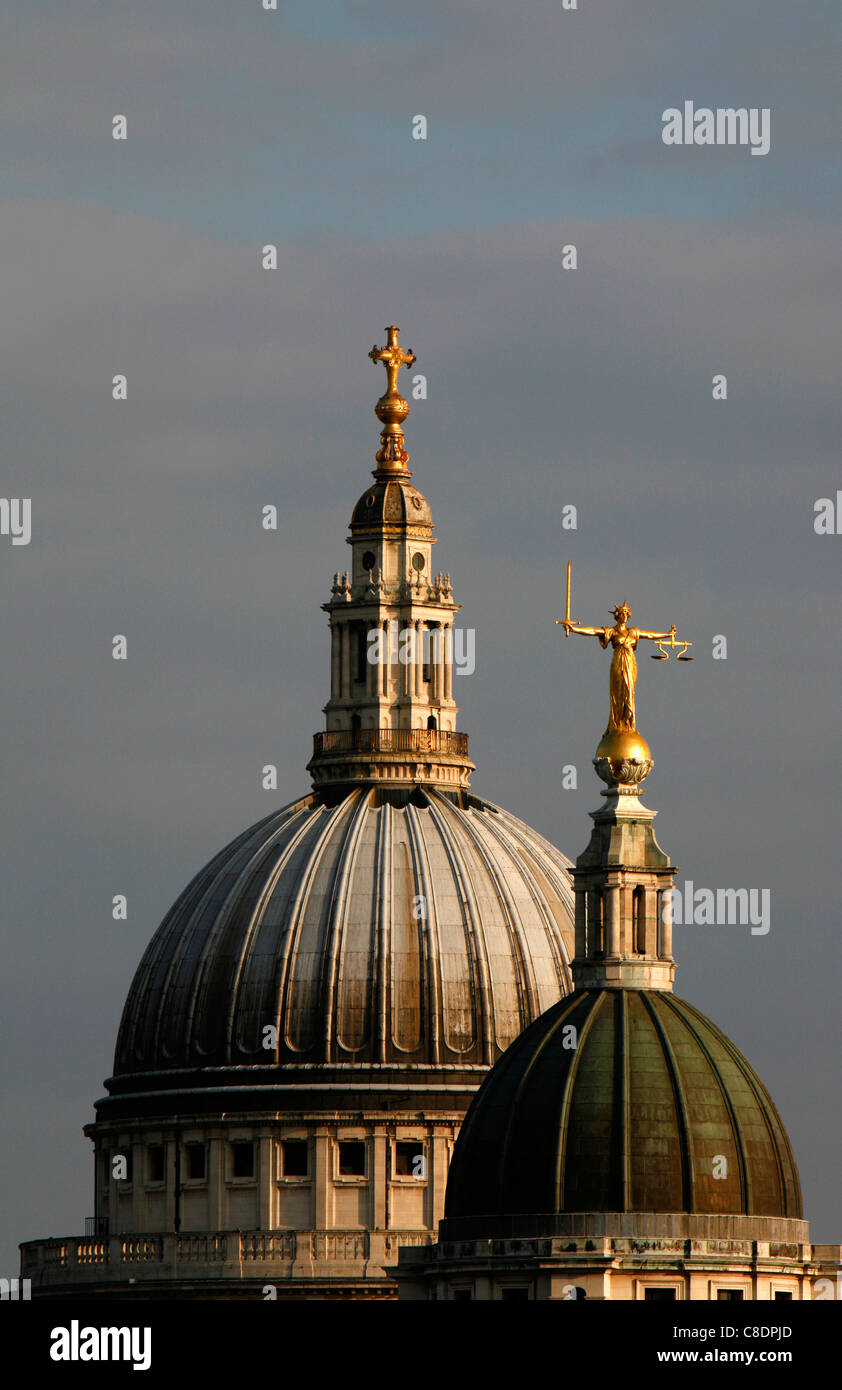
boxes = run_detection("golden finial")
[368,325,416,472]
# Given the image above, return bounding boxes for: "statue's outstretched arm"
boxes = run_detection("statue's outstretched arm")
[562,622,604,637]
[637,624,676,642]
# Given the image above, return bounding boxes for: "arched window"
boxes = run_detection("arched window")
[427,715,437,730]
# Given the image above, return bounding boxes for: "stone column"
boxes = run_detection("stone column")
[366,623,376,697]
[341,623,351,699]
[373,1128,388,1231]
[574,888,587,959]
[314,1130,330,1230]
[258,1132,273,1229]
[659,885,674,960]
[644,886,659,958]
[401,625,411,698]
[208,1133,224,1229]
[430,1133,452,1234]
[441,625,450,706]
[330,623,339,700]
[606,885,620,957]
[444,624,453,701]
[381,620,389,697]
[415,620,423,699]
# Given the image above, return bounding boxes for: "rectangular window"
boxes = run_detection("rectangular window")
[774,1290,793,1300]
[716,1289,745,1300]
[500,1287,530,1301]
[452,1289,473,1301]
[231,1141,255,1179]
[644,1287,677,1301]
[338,1141,366,1177]
[147,1144,165,1184]
[394,1141,425,1177]
[185,1142,206,1181]
[280,1140,309,1178]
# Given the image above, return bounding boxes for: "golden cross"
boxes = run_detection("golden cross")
[368,325,416,395]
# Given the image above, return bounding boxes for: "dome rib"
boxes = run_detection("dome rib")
[189,802,317,1060]
[373,800,392,1061]
[476,803,573,1001]
[426,796,493,1062]
[556,991,611,1209]
[444,801,538,1035]
[225,803,323,1058]
[281,795,359,1056]
[616,989,630,1211]
[639,992,696,1212]
[320,790,370,1059]
[404,801,443,1065]
[670,994,802,1218]
[499,992,587,1213]
[153,807,304,1065]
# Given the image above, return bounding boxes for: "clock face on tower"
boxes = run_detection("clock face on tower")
[412,552,425,571]
[362,550,376,571]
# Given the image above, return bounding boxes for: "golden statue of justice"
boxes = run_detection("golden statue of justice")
[556,561,692,780]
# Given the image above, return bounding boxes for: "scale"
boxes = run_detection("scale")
[651,632,693,661]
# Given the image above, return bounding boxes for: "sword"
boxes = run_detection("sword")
[556,560,572,634]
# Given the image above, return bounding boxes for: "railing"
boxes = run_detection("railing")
[122,1236,163,1263]
[174,1234,226,1262]
[240,1232,296,1262]
[312,729,468,757]
[311,1230,370,1261]
[20,1229,370,1281]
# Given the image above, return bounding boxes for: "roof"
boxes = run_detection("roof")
[110,788,574,1093]
[444,987,803,1220]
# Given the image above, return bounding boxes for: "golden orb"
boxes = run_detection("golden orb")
[595,728,652,763]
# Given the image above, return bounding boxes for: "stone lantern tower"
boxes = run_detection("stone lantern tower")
[309,325,473,796]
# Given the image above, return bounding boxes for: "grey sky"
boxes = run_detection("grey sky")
[1,1,839,1273]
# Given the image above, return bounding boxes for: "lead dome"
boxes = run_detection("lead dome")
[111,790,573,1090]
[444,987,802,1226]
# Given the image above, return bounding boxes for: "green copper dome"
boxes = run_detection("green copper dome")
[444,988,802,1221]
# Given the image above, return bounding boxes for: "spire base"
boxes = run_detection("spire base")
[569,785,678,993]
